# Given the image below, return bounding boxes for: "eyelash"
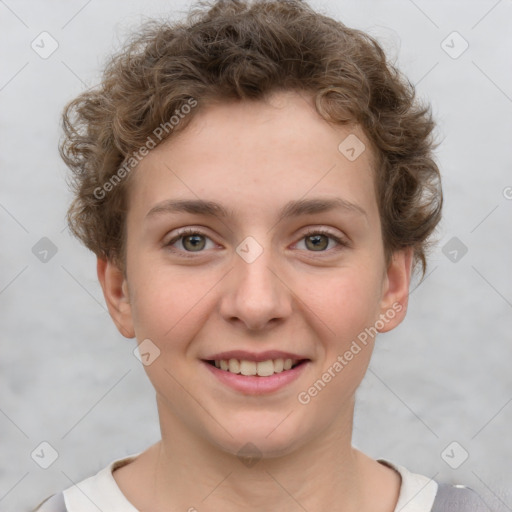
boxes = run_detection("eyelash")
[164,228,349,258]
[301,228,348,247]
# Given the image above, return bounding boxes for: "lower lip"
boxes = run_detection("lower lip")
[202,360,310,395]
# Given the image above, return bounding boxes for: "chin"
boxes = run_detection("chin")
[207,418,308,460]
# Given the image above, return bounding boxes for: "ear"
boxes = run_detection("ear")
[97,257,135,338]
[377,248,414,333]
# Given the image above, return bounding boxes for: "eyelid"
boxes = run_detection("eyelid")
[294,227,350,251]
[164,227,218,254]
[164,226,212,244]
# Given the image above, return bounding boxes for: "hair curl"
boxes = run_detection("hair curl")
[60,0,442,276]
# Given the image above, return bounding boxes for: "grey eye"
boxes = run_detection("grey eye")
[304,234,330,251]
[181,234,207,251]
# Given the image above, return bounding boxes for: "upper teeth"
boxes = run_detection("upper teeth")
[214,358,297,376]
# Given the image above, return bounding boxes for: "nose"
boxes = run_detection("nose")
[218,244,292,332]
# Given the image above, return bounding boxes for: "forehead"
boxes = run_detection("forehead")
[128,91,379,224]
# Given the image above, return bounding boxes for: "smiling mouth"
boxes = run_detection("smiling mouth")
[205,358,309,377]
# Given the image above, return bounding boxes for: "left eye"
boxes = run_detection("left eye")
[295,231,346,252]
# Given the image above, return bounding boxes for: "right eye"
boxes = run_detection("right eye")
[165,229,217,255]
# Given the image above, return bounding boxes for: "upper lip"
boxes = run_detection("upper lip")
[203,350,310,362]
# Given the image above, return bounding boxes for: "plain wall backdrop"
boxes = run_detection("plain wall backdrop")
[1,0,511,511]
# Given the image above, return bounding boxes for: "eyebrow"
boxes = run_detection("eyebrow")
[145,197,367,222]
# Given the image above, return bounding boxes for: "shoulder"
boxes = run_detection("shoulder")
[33,452,141,512]
[431,482,491,512]
[377,459,491,512]
[378,458,439,511]
[31,492,67,511]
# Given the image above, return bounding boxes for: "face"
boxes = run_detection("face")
[99,90,412,458]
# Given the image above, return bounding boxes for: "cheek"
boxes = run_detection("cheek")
[128,262,215,347]
[304,268,383,342]
[295,273,381,412]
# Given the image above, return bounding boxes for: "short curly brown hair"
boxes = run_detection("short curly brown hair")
[60,0,442,277]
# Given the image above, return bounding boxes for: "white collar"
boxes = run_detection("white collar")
[63,454,438,512]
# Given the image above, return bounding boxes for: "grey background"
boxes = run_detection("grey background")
[1,0,511,511]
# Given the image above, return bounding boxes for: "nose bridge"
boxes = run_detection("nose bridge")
[220,237,291,329]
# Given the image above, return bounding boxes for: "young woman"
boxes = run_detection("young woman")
[34,1,489,510]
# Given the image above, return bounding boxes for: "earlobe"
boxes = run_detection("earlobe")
[377,248,414,333]
[97,258,135,338]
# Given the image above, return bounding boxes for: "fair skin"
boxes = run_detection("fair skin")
[98,90,413,512]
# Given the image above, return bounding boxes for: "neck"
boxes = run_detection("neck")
[147,394,369,512]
